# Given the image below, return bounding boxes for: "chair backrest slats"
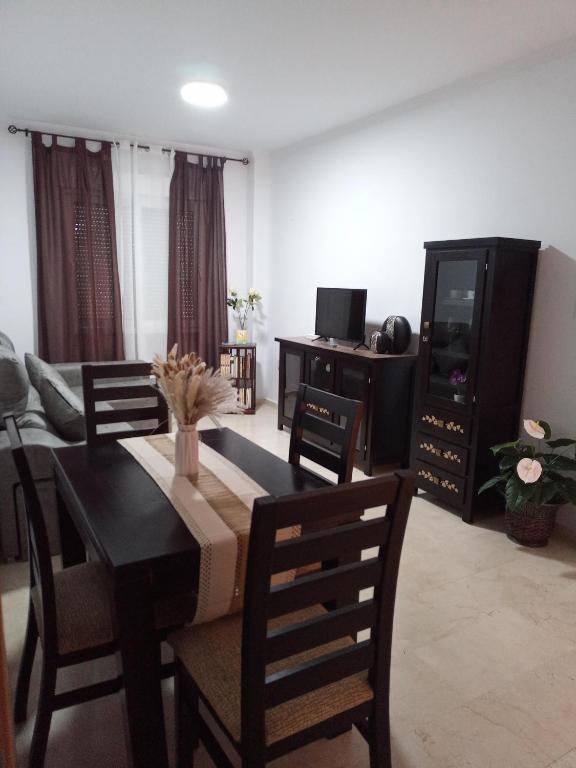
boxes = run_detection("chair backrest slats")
[300,411,346,447]
[266,599,378,663]
[82,363,169,446]
[268,557,382,619]
[240,471,414,750]
[272,517,390,574]
[295,440,342,475]
[93,406,163,425]
[86,362,153,378]
[92,382,159,402]
[288,384,363,484]
[275,476,400,528]
[264,640,374,709]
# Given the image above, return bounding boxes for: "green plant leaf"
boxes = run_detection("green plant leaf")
[547,456,576,472]
[478,476,504,495]
[539,420,552,439]
[491,440,519,455]
[499,455,518,471]
[555,477,576,505]
[546,438,576,449]
[540,483,560,505]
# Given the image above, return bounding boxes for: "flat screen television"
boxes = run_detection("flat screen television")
[315,287,367,343]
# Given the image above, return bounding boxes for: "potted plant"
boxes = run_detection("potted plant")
[227,288,262,343]
[479,419,576,547]
[449,369,467,403]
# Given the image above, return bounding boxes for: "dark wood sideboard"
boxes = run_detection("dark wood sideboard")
[276,336,416,475]
[410,237,540,523]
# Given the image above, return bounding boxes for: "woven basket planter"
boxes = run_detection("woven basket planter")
[505,503,560,547]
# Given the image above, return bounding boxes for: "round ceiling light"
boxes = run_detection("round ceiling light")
[180,81,228,108]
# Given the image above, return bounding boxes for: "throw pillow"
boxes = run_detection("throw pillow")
[0,331,15,351]
[24,352,68,393]
[38,377,86,442]
[0,347,29,421]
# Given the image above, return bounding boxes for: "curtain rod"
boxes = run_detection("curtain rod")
[7,124,250,165]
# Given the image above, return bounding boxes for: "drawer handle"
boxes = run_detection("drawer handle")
[421,414,465,435]
[417,468,460,494]
[419,442,462,464]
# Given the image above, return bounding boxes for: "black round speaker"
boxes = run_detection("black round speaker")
[370,331,391,354]
[382,316,411,354]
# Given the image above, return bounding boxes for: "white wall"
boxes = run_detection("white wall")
[0,125,253,361]
[267,49,576,438]
[0,130,36,353]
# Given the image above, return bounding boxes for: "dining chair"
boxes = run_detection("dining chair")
[5,414,194,768]
[169,470,415,768]
[288,383,363,484]
[82,362,169,447]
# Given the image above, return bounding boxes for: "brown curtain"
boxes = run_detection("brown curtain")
[168,153,228,368]
[32,132,125,362]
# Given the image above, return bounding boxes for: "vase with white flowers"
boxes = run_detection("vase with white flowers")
[479,419,576,547]
[227,288,262,343]
[152,345,242,477]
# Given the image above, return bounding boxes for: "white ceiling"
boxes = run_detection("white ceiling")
[2,0,576,153]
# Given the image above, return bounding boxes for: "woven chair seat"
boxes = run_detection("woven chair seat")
[32,562,116,656]
[169,604,374,746]
[33,562,197,657]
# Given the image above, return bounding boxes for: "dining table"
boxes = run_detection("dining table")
[51,426,331,768]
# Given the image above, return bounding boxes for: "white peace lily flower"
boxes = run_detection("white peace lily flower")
[516,458,543,484]
[524,419,545,439]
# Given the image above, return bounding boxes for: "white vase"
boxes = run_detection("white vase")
[175,424,199,477]
[235,328,248,344]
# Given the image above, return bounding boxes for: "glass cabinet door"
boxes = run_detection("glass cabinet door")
[338,362,369,455]
[422,252,486,409]
[282,349,304,421]
[306,353,335,392]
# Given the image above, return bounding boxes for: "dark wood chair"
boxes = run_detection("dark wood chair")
[82,362,169,447]
[5,414,193,768]
[288,384,363,484]
[5,414,122,767]
[169,470,414,768]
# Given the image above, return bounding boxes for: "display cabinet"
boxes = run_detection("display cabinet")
[410,237,540,522]
[220,343,256,414]
[277,337,416,474]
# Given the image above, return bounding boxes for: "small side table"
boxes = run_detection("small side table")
[220,343,256,414]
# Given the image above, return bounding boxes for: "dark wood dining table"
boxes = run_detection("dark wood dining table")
[51,427,330,768]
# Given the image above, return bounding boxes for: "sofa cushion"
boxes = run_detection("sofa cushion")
[38,377,86,441]
[0,347,29,421]
[0,332,15,352]
[25,352,68,393]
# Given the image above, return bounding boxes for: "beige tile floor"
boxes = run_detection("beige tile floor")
[3,401,576,767]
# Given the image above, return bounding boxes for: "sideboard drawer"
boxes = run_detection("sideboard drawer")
[417,406,472,446]
[414,459,466,507]
[414,433,469,477]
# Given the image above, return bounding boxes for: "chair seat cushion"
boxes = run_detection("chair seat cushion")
[33,562,196,657]
[33,562,117,656]
[168,604,374,746]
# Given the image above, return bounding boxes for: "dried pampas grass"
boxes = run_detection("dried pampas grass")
[152,345,243,426]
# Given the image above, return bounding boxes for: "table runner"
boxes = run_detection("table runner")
[118,433,295,624]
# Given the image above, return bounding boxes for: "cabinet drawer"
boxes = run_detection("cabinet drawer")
[414,459,466,506]
[417,406,472,445]
[414,433,469,477]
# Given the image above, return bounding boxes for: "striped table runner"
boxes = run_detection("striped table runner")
[118,433,296,624]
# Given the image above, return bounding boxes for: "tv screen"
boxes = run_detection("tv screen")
[315,288,367,342]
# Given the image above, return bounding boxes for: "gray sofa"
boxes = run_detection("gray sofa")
[0,333,152,561]
[0,332,89,560]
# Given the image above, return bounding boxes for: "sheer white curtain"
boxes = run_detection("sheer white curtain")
[112,141,174,360]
